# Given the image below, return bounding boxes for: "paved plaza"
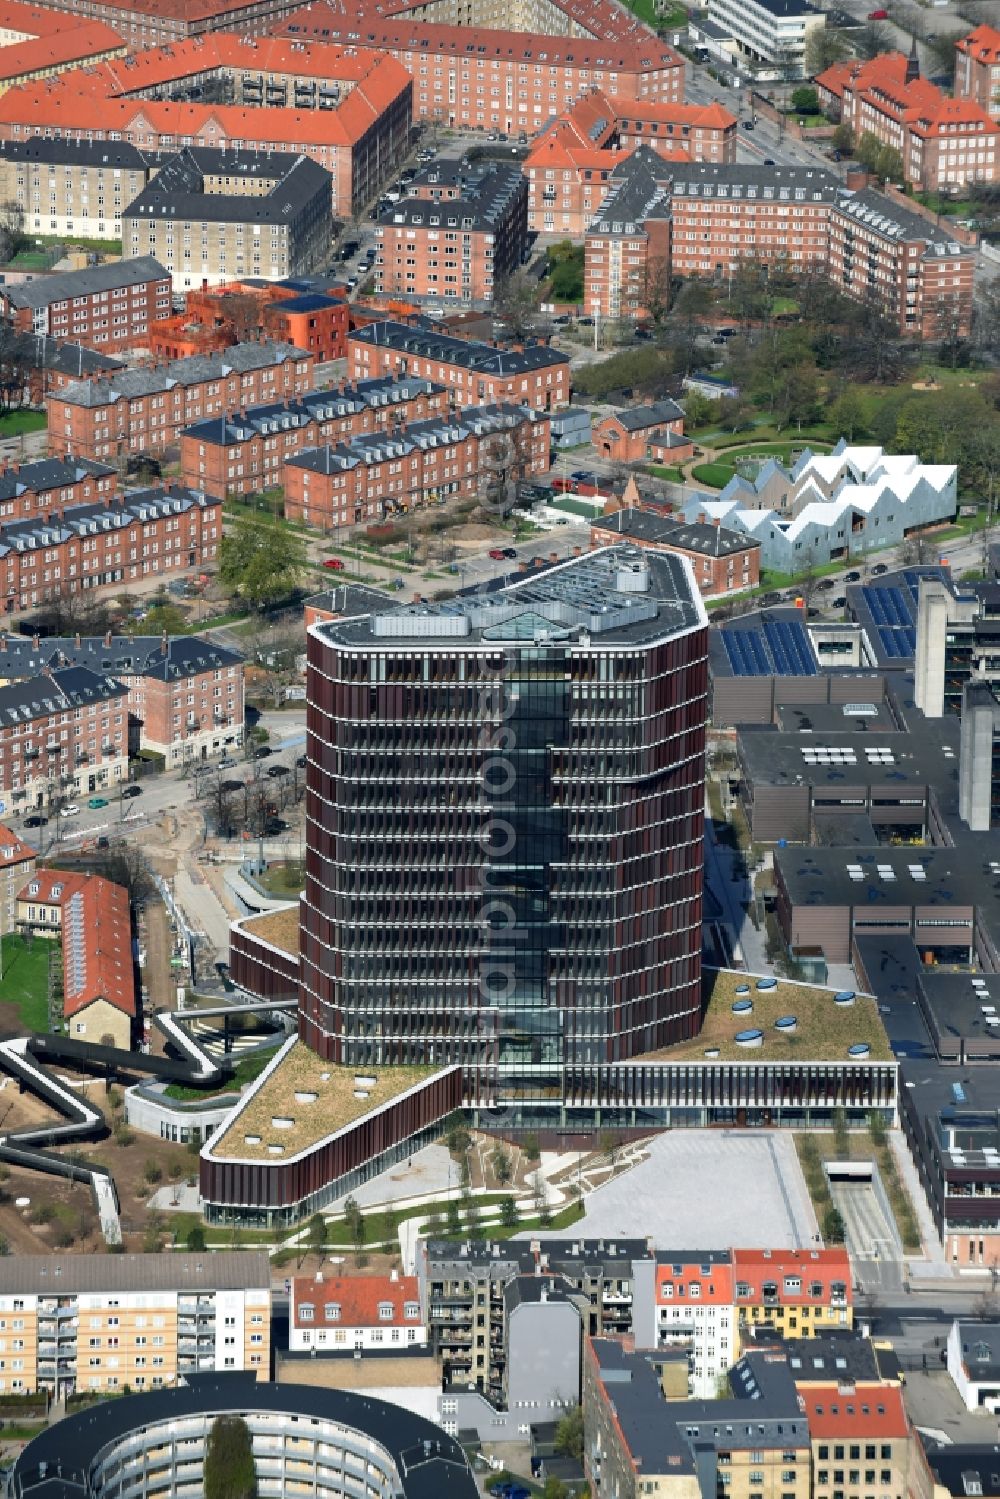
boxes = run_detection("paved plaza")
[538,1130,820,1249]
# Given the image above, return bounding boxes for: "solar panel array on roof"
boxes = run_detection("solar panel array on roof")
[861,585,917,660]
[722,617,816,677]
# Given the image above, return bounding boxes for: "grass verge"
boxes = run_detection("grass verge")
[0,934,53,1031]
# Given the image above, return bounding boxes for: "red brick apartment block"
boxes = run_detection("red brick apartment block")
[283,403,550,530]
[278,3,684,134]
[180,375,449,496]
[0,664,129,811]
[47,342,314,463]
[348,321,570,410]
[0,486,222,615]
[0,258,171,353]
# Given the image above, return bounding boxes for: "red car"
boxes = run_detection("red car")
[488,547,505,560]
[323,557,345,571]
[867,8,888,17]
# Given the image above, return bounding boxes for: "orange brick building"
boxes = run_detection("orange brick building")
[283,402,550,529]
[47,341,314,463]
[279,4,684,135]
[348,321,570,410]
[375,162,528,304]
[955,24,1000,123]
[591,505,760,597]
[0,36,413,216]
[181,279,350,361]
[180,374,449,496]
[817,49,1000,192]
[593,400,689,464]
[524,92,736,236]
[0,257,171,354]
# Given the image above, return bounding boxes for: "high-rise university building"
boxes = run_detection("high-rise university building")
[299,545,709,1110]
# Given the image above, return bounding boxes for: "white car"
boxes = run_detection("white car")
[59,804,81,818]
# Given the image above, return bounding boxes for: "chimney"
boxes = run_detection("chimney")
[161,632,168,657]
[74,632,81,648]
[32,633,39,649]
[697,512,707,525]
[390,1267,399,1282]
[105,629,112,648]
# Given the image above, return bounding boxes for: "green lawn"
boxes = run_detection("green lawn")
[30,234,123,255]
[257,862,305,898]
[163,1048,279,1102]
[0,935,54,1032]
[648,464,685,482]
[691,462,734,489]
[0,411,46,437]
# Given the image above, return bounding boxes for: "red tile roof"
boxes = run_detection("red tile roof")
[0,41,410,150]
[816,51,910,101]
[956,24,1000,64]
[61,874,135,1020]
[291,1273,421,1329]
[803,1383,910,1440]
[0,20,124,81]
[655,1261,734,1305]
[279,1,682,74]
[732,1248,851,1306]
[0,823,34,868]
[18,869,87,907]
[909,97,1000,138]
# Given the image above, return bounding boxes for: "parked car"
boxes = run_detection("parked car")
[816,578,835,591]
[254,745,272,760]
[502,547,517,559]
[832,595,847,608]
[845,570,861,582]
[87,796,109,809]
[742,119,754,130]
[871,562,889,575]
[323,557,345,570]
[867,8,888,17]
[24,814,48,828]
[121,785,143,799]
[488,547,505,560]
[267,764,290,779]
[59,804,81,819]
[296,755,308,769]
[264,818,290,836]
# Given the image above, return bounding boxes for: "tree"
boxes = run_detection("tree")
[205,1414,257,1499]
[523,1133,541,1165]
[805,26,851,77]
[219,516,306,610]
[833,1106,850,1157]
[307,1212,327,1256]
[544,1479,571,1499]
[445,1113,472,1160]
[554,1405,584,1463]
[641,254,673,331]
[142,589,188,636]
[823,1205,846,1244]
[0,200,27,265]
[829,387,869,443]
[933,294,971,370]
[491,1145,512,1186]
[790,86,819,116]
[500,1195,519,1230]
[342,1196,365,1256]
[493,269,540,338]
[216,292,263,345]
[854,21,893,60]
[832,122,855,154]
[446,1197,462,1237]
[186,1222,207,1251]
[680,388,716,431]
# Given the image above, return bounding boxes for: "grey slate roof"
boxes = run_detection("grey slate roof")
[181,375,442,447]
[0,485,219,559]
[611,400,685,431]
[0,456,114,501]
[351,320,568,376]
[380,163,525,234]
[598,506,759,558]
[0,137,155,172]
[668,162,842,200]
[836,189,973,258]
[4,332,124,382]
[53,342,311,409]
[3,256,169,312]
[125,147,332,226]
[286,402,537,476]
[0,1250,268,1294]
[589,145,671,234]
[0,632,241,682]
[0,665,126,729]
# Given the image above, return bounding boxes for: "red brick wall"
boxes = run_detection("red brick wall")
[347,334,569,410]
[8,274,172,353]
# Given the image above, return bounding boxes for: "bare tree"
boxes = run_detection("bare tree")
[492,269,540,339]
